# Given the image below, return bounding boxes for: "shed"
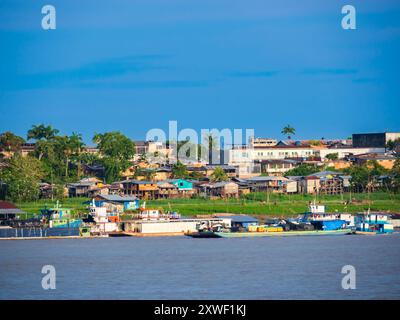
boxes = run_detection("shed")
[0,201,25,220]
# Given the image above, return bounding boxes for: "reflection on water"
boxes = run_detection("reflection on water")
[1,234,400,299]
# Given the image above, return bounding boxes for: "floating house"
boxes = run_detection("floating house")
[124,218,224,235]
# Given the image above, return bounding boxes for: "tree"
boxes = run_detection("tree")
[27,124,59,141]
[281,125,296,140]
[202,133,218,164]
[62,133,84,178]
[0,132,25,153]
[391,158,400,191]
[171,161,189,179]
[343,164,370,192]
[367,160,388,177]
[325,153,339,161]
[284,164,317,177]
[93,131,135,183]
[386,138,400,151]
[210,166,228,182]
[93,132,135,161]
[0,154,44,202]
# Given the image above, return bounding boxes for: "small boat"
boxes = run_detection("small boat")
[355,210,394,234]
[41,201,82,228]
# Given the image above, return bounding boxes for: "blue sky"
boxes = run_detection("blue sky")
[0,0,399,144]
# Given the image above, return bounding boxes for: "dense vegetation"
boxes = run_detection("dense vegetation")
[0,125,135,201]
[1,125,400,207]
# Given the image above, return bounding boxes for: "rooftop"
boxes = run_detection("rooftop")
[95,195,138,202]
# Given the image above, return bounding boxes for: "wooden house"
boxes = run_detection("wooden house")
[167,179,195,197]
[201,181,239,198]
[121,179,158,199]
[156,181,179,199]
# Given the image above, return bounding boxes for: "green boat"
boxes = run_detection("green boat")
[187,228,353,238]
[41,201,83,228]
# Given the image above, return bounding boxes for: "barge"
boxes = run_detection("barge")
[186,228,353,238]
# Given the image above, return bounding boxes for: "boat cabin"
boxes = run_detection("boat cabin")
[356,212,393,233]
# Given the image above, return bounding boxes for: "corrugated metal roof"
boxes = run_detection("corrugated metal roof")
[307,171,342,177]
[208,181,237,188]
[246,176,289,182]
[215,214,258,223]
[0,208,25,214]
[96,195,138,202]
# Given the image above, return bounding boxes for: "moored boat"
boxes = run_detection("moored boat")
[186,228,353,238]
[355,210,394,234]
[41,201,82,228]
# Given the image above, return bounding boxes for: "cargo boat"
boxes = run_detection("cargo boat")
[186,228,353,238]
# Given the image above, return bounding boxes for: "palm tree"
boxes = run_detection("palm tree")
[203,133,218,164]
[210,166,228,182]
[281,125,296,140]
[59,133,84,178]
[27,124,59,141]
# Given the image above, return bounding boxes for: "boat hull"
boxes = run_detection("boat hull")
[0,227,80,238]
[185,231,221,238]
[214,228,353,238]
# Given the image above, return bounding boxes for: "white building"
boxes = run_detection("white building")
[229,145,386,164]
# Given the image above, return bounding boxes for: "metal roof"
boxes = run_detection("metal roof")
[215,215,259,223]
[95,195,138,202]
[208,181,237,188]
[246,176,289,182]
[307,171,342,177]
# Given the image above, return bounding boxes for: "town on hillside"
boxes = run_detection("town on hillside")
[0,127,400,203]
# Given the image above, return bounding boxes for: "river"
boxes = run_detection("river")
[1,234,399,299]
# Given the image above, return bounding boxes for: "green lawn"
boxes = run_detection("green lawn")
[15,192,400,218]
[16,197,90,217]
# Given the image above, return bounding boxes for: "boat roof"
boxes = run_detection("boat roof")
[214,214,259,223]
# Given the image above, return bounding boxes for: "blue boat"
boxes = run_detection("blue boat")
[355,210,394,234]
[300,204,352,231]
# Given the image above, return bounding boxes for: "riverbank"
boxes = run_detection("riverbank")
[15,192,400,218]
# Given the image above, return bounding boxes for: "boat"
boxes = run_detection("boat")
[40,201,83,228]
[299,204,354,230]
[355,210,394,234]
[87,200,119,235]
[186,203,354,238]
[186,228,353,238]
